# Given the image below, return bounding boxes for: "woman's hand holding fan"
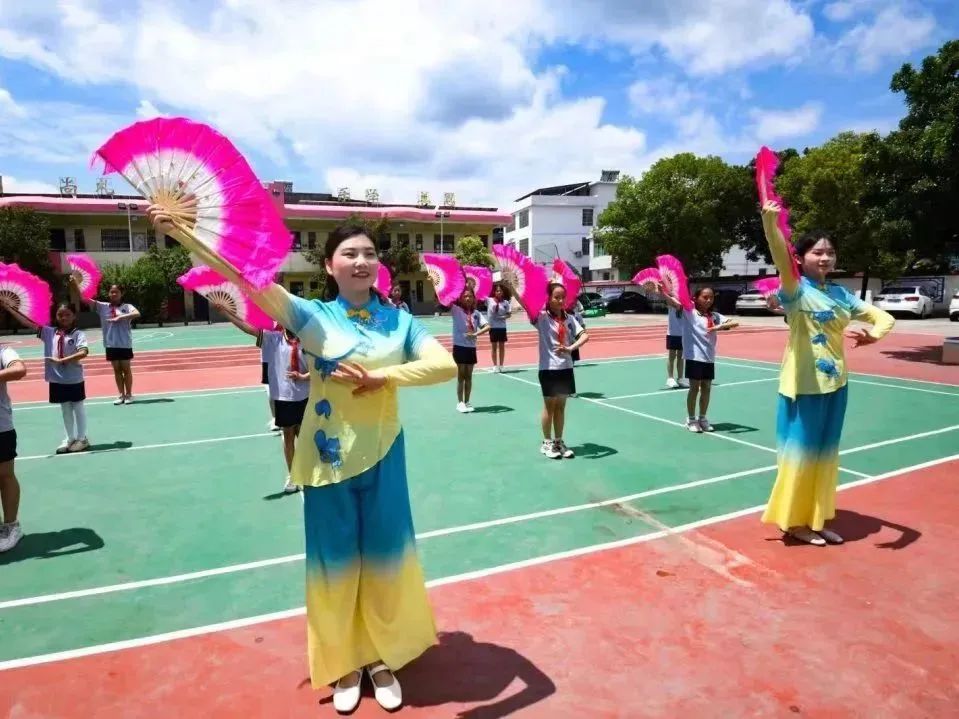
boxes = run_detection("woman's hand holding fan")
[177,265,275,330]
[94,117,292,289]
[755,147,800,279]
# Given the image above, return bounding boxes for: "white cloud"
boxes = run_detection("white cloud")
[136,100,165,118]
[628,78,697,116]
[0,175,60,194]
[822,0,878,22]
[833,5,935,72]
[751,103,823,141]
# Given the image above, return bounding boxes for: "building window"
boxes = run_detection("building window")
[582,208,594,226]
[291,231,302,250]
[379,233,392,251]
[602,271,610,281]
[433,234,454,253]
[415,234,423,251]
[592,239,606,257]
[165,235,177,249]
[290,281,305,297]
[309,281,319,292]
[581,237,590,255]
[307,231,317,249]
[519,238,529,256]
[101,228,131,252]
[397,233,410,247]
[757,267,767,277]
[73,229,86,251]
[479,234,488,247]
[518,210,529,229]
[415,279,424,303]
[49,228,66,251]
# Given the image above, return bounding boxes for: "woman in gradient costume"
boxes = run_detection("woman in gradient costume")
[148,210,455,713]
[759,201,895,546]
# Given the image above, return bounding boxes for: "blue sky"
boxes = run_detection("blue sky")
[0,0,956,207]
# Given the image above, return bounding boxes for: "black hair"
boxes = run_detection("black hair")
[456,286,477,310]
[693,286,715,311]
[492,281,513,301]
[794,230,838,259]
[55,302,78,332]
[546,282,567,317]
[322,223,376,301]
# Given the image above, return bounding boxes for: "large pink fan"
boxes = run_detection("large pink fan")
[421,253,466,306]
[0,263,52,326]
[631,267,662,291]
[551,258,581,311]
[755,146,800,279]
[177,265,274,330]
[66,254,101,301]
[492,244,548,318]
[753,277,782,297]
[463,266,493,301]
[374,264,392,298]
[656,255,693,311]
[93,117,292,289]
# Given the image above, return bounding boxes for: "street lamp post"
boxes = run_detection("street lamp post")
[434,205,451,252]
[117,202,140,255]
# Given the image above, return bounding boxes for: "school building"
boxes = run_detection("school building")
[0,181,510,318]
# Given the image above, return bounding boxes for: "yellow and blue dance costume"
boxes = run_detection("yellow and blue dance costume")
[760,231,894,532]
[250,286,456,686]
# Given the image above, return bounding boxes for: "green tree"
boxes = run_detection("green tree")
[454,235,494,268]
[596,154,747,276]
[0,207,56,284]
[95,245,192,322]
[861,40,959,270]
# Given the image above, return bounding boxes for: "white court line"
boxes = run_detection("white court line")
[0,463,782,612]
[14,388,264,412]
[496,370,870,479]
[17,432,277,462]
[605,377,777,401]
[1,452,954,672]
[838,425,959,455]
[719,355,959,390]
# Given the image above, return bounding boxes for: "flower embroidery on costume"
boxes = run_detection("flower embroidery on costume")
[811,332,828,346]
[346,307,373,323]
[315,357,339,379]
[314,430,342,468]
[815,358,840,378]
[811,309,836,324]
[315,399,332,419]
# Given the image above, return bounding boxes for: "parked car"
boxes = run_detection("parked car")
[735,291,771,315]
[605,290,651,313]
[874,285,935,318]
[577,292,606,310]
[949,289,959,322]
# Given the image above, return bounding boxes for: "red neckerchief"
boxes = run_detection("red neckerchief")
[462,305,475,332]
[110,303,120,318]
[56,328,66,358]
[697,309,715,329]
[550,311,567,347]
[286,335,300,373]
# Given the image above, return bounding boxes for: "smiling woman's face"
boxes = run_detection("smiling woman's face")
[325,234,378,295]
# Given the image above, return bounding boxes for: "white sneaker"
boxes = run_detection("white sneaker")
[123,395,134,404]
[0,522,22,552]
[788,527,826,546]
[457,402,468,413]
[113,396,124,406]
[541,439,562,459]
[698,417,714,432]
[283,476,298,493]
[678,379,689,388]
[368,663,402,711]
[666,377,679,388]
[818,527,844,545]
[69,438,90,453]
[555,439,574,458]
[266,419,279,431]
[464,403,475,413]
[55,440,72,455]
[332,671,363,714]
[686,418,702,433]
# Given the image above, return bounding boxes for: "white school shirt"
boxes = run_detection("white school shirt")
[486,298,511,329]
[681,310,726,363]
[95,301,137,349]
[535,311,584,371]
[258,330,309,401]
[451,305,486,347]
[38,326,88,384]
[0,346,22,433]
[666,307,684,337]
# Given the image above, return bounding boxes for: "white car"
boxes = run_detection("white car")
[735,291,773,315]
[950,289,959,322]
[874,285,935,319]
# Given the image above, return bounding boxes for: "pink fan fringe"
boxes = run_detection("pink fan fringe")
[177,265,274,330]
[755,146,800,279]
[631,267,662,289]
[551,258,581,311]
[93,117,292,289]
[375,264,393,298]
[421,253,466,306]
[0,262,53,326]
[492,244,548,319]
[66,254,102,301]
[752,277,782,297]
[655,254,693,311]
[463,266,493,301]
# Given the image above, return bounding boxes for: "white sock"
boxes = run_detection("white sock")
[61,402,77,442]
[74,401,88,439]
